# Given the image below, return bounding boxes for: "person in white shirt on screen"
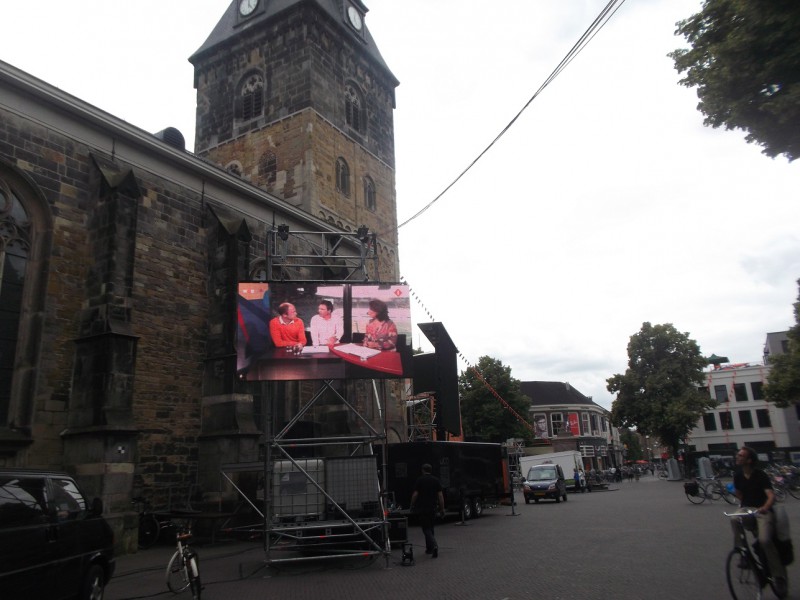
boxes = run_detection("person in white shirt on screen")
[309,300,343,346]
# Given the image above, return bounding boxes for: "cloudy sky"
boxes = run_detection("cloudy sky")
[2,1,797,410]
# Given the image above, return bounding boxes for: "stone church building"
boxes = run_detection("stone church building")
[0,0,403,548]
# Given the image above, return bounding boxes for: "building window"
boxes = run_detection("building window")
[0,165,49,438]
[756,408,771,428]
[240,73,264,121]
[550,413,564,436]
[581,412,590,436]
[719,412,734,430]
[363,176,376,211]
[714,385,729,403]
[336,158,350,196]
[733,383,748,402]
[0,183,30,425]
[698,385,709,397]
[751,381,764,400]
[738,410,754,429]
[702,413,717,431]
[259,151,277,186]
[345,83,363,133]
[580,444,595,457]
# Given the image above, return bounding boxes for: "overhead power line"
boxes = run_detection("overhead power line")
[394,0,627,232]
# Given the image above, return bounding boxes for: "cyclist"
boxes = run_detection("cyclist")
[731,446,787,598]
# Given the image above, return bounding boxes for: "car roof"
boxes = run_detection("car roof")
[0,468,74,478]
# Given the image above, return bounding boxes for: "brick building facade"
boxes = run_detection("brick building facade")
[0,0,402,551]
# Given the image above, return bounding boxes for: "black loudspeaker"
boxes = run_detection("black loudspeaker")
[412,353,437,394]
[415,323,461,437]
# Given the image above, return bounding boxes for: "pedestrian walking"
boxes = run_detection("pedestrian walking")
[410,463,445,558]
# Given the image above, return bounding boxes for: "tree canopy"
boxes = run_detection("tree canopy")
[765,279,800,407]
[458,356,533,444]
[607,322,714,457]
[670,0,800,161]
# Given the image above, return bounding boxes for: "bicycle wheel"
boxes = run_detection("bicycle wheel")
[166,550,191,593]
[721,485,738,505]
[789,483,800,500]
[705,482,722,501]
[726,548,763,600]
[686,490,705,504]
[138,513,160,549]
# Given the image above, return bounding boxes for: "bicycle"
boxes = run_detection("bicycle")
[166,527,202,599]
[724,509,788,599]
[133,496,173,549]
[684,479,711,504]
[703,477,738,505]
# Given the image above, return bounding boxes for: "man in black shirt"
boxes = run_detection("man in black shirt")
[410,463,445,558]
[731,446,787,597]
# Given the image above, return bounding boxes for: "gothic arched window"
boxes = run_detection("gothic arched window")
[364,176,376,211]
[240,73,264,121]
[0,181,29,425]
[336,158,350,197]
[0,164,49,435]
[345,83,363,133]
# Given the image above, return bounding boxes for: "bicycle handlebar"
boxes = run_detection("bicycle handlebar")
[724,508,757,518]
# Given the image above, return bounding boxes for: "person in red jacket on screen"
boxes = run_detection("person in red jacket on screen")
[269,302,306,351]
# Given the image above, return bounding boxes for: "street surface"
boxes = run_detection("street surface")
[106,475,800,600]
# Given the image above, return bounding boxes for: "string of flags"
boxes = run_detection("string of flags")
[402,274,536,434]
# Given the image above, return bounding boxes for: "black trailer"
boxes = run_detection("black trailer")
[387,441,511,519]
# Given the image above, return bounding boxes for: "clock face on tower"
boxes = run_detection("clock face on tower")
[239,0,258,17]
[347,5,362,30]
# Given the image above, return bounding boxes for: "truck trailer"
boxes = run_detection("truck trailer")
[387,441,511,519]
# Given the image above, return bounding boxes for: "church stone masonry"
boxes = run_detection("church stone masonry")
[0,0,401,552]
[190,0,400,280]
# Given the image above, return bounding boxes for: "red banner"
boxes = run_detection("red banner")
[567,412,580,436]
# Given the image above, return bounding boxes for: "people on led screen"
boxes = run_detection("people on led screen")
[309,300,343,346]
[363,299,398,351]
[268,302,307,350]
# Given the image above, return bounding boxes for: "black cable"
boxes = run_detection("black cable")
[392,0,627,233]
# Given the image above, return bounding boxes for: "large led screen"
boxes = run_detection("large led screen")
[236,282,413,381]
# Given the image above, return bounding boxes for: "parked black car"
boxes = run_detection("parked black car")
[522,464,568,503]
[0,469,115,599]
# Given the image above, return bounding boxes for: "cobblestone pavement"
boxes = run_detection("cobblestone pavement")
[106,475,800,600]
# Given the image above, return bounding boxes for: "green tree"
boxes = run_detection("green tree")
[607,323,714,457]
[619,429,643,462]
[458,356,533,443]
[765,279,800,407]
[670,0,800,161]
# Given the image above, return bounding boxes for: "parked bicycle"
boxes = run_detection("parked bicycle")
[166,527,202,599]
[703,477,738,505]
[684,479,712,504]
[133,496,173,549]
[724,508,788,599]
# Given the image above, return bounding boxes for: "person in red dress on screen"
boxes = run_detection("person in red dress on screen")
[363,299,398,351]
[269,302,306,351]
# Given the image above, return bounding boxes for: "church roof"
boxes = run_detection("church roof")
[520,381,605,410]
[190,0,397,85]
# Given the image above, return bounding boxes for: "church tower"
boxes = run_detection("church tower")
[189,0,400,279]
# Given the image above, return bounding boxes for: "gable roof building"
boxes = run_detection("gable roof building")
[520,381,622,469]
